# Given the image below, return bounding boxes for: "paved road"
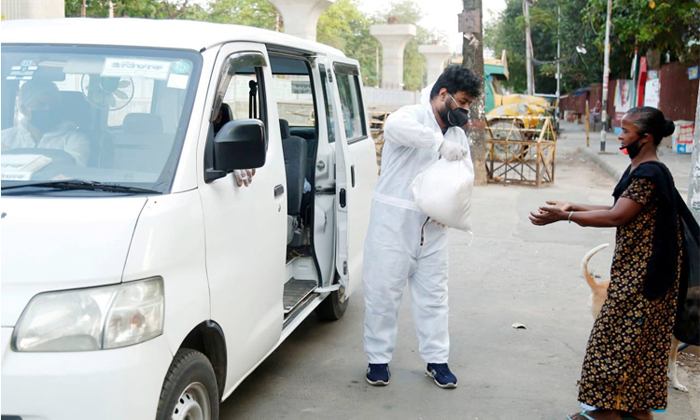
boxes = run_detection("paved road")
[220,125,698,420]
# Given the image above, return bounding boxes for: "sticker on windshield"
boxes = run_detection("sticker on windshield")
[167,74,189,90]
[102,58,170,80]
[170,60,192,75]
[6,61,38,80]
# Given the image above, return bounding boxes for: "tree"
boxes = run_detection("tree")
[485,0,608,94]
[207,0,278,29]
[317,0,379,87]
[584,0,700,64]
[65,0,206,19]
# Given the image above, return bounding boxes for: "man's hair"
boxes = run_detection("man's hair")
[430,65,482,99]
[19,79,60,108]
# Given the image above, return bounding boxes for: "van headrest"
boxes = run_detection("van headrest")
[279,119,290,139]
[123,113,163,134]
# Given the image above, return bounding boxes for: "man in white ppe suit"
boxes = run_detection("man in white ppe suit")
[363,65,481,388]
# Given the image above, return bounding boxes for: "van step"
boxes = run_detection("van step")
[284,279,318,314]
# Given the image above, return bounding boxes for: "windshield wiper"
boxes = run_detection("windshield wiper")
[1,180,162,194]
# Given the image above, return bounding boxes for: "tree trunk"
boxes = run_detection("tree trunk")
[81,0,86,17]
[462,0,487,185]
[688,83,700,225]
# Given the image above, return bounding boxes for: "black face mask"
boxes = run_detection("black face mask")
[439,94,470,128]
[619,135,646,159]
[30,109,62,133]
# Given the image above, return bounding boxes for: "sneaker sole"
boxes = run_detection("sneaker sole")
[366,376,390,386]
[425,369,457,389]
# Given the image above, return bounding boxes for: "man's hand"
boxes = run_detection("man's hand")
[234,169,256,187]
[438,141,468,161]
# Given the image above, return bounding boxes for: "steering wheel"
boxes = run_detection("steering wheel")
[3,148,78,166]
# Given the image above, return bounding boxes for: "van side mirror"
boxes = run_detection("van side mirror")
[213,119,267,172]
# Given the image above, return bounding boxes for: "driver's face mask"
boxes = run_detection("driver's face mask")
[29,108,62,133]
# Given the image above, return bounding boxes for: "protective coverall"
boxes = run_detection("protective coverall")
[363,85,471,364]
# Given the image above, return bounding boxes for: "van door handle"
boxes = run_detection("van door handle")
[351,165,355,188]
[274,184,284,197]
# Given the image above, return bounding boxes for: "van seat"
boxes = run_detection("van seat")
[281,119,307,245]
[111,113,172,172]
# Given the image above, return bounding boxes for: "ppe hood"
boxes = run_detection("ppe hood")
[1,196,148,326]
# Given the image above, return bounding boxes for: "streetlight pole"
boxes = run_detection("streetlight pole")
[523,0,534,95]
[600,0,612,152]
[556,3,560,118]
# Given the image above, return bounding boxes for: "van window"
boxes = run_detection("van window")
[211,53,267,137]
[319,65,336,144]
[0,45,201,193]
[272,73,314,127]
[334,65,366,142]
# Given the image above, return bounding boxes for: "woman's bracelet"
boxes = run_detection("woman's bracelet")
[568,211,574,223]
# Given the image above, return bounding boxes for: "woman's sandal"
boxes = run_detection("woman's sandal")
[567,412,597,420]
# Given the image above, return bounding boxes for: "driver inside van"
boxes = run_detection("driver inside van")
[2,79,90,167]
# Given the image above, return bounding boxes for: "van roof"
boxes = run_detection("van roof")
[1,18,346,57]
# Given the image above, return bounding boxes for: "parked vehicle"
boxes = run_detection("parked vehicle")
[1,18,377,420]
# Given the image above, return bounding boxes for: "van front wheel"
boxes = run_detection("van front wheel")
[156,348,219,420]
[315,289,349,321]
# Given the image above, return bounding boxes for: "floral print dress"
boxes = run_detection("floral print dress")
[578,178,681,411]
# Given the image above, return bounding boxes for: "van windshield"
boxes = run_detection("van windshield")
[1,45,201,194]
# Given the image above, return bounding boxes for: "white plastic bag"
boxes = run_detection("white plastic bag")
[411,158,474,231]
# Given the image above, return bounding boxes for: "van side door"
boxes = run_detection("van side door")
[321,56,377,298]
[197,43,286,394]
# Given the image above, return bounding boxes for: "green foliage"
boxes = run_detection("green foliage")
[65,0,206,19]
[317,0,380,87]
[207,0,278,29]
[485,0,605,94]
[583,0,700,62]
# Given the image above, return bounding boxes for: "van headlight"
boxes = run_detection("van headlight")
[12,277,164,352]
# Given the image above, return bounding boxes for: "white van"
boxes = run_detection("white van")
[1,18,377,420]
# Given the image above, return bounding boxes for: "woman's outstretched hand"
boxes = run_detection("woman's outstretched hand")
[529,206,568,226]
[545,200,573,211]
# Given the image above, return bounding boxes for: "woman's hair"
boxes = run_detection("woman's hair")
[430,65,482,99]
[626,106,675,145]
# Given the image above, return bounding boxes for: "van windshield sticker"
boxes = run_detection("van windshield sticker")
[167,74,189,90]
[6,60,38,80]
[170,60,192,75]
[102,58,171,80]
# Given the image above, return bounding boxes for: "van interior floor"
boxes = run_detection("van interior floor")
[283,279,317,314]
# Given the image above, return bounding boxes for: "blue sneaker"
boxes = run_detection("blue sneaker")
[366,363,390,386]
[425,363,458,388]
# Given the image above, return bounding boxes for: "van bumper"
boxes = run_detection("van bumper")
[1,327,173,420]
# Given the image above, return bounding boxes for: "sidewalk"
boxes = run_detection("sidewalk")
[556,120,692,199]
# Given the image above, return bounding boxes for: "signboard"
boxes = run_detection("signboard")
[643,78,660,108]
[458,11,481,33]
[291,81,311,95]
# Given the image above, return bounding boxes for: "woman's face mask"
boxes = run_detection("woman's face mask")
[619,135,646,159]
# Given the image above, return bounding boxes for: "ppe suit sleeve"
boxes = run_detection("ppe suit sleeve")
[383,106,443,151]
[64,131,90,167]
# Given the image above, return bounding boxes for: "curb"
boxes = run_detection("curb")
[578,146,623,181]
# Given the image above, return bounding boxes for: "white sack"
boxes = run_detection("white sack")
[411,158,474,231]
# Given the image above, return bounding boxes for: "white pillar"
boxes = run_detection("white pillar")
[268,0,334,42]
[370,24,416,90]
[419,44,451,86]
[2,0,65,20]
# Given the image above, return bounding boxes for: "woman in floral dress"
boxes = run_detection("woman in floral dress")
[529,107,698,420]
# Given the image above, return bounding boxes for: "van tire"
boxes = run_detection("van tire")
[315,290,348,321]
[156,348,219,420]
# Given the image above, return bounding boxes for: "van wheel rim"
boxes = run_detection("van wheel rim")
[172,382,210,420]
